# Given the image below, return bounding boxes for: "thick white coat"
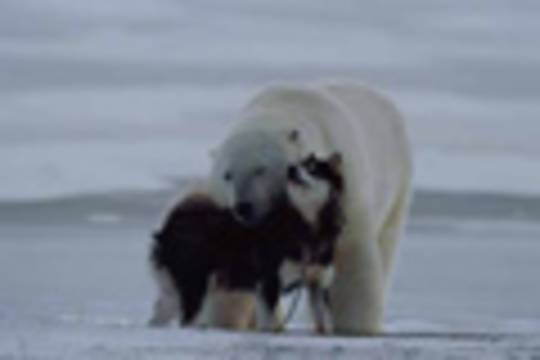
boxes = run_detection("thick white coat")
[218,82,412,334]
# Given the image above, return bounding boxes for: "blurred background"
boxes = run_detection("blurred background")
[1,0,539,199]
[1,0,540,357]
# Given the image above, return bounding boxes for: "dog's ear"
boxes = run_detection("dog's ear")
[299,152,317,168]
[328,152,343,171]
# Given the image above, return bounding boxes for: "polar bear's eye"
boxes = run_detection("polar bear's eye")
[224,171,233,181]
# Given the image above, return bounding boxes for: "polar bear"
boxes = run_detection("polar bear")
[209,82,412,335]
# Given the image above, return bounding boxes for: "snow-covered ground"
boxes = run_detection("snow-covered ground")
[1,0,540,358]
[1,204,540,359]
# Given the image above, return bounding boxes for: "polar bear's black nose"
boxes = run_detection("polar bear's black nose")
[234,202,254,220]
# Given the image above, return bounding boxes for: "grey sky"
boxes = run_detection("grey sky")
[0,0,539,152]
[0,0,539,199]
[0,0,183,38]
[0,0,538,96]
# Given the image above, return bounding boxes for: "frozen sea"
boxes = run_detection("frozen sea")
[1,0,540,358]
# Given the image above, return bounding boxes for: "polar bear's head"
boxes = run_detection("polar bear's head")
[210,131,296,226]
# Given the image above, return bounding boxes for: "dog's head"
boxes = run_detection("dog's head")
[286,152,344,224]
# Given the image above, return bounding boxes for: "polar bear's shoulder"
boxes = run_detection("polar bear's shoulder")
[245,81,381,106]
[245,83,337,112]
[320,81,403,120]
[233,83,348,147]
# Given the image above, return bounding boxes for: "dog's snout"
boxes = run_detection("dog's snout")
[234,202,254,220]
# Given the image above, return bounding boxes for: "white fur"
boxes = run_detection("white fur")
[149,268,256,329]
[279,260,302,288]
[212,82,412,335]
[148,270,180,327]
[197,278,256,330]
[287,166,331,226]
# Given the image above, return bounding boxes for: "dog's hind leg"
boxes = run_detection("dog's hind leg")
[148,270,180,327]
[148,291,179,327]
[256,275,284,332]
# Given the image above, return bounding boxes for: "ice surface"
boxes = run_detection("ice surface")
[2,214,540,359]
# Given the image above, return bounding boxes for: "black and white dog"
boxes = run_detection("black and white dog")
[255,152,344,333]
[148,192,258,328]
[148,152,344,334]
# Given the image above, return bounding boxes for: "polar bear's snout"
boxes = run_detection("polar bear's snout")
[233,201,255,223]
[211,131,291,226]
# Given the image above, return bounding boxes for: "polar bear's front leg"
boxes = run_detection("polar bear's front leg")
[330,224,385,335]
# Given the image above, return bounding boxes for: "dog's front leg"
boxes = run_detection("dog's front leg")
[306,265,335,335]
[255,275,283,332]
[308,284,333,335]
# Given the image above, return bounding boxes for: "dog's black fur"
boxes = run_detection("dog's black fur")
[150,155,344,327]
[151,193,259,324]
[257,154,345,326]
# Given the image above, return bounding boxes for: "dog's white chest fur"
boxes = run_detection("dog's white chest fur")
[287,180,330,226]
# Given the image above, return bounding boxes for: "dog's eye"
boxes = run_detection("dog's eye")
[224,171,233,181]
[304,160,318,173]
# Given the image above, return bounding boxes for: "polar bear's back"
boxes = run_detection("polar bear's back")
[320,83,412,215]
[235,82,411,224]
[321,82,410,168]
[239,82,410,160]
